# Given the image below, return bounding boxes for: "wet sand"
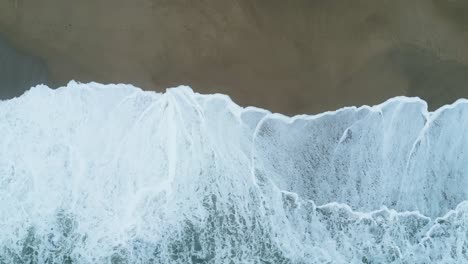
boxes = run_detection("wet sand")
[1,0,468,114]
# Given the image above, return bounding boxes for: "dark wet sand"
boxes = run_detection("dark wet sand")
[1,1,468,114]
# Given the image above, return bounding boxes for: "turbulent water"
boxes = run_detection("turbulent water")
[0,82,467,263]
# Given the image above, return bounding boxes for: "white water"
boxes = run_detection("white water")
[0,82,467,263]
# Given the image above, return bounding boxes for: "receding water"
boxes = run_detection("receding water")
[0,35,48,100]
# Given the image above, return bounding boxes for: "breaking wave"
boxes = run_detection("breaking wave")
[0,82,467,263]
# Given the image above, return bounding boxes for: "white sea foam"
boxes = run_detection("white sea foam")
[0,82,466,263]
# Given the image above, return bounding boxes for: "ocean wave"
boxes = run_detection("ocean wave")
[0,82,466,263]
